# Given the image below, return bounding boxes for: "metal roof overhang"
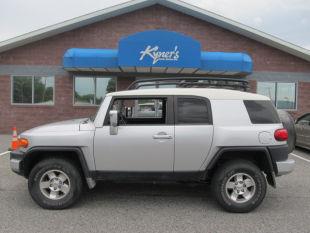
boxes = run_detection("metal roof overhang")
[63,48,252,76]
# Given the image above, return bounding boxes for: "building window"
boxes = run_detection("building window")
[12,76,54,105]
[257,82,296,110]
[74,76,116,105]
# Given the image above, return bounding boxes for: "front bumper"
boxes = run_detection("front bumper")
[276,159,295,176]
[10,150,25,176]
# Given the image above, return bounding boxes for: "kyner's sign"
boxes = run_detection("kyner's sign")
[118,30,201,68]
[139,45,180,65]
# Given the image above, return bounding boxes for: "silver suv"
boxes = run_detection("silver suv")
[10,88,295,212]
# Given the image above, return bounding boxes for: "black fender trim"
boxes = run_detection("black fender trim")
[24,146,92,180]
[205,146,276,188]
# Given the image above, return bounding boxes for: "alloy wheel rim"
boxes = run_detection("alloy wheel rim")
[225,172,256,204]
[39,169,71,200]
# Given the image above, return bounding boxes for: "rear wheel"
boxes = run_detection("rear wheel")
[28,158,83,209]
[211,159,267,213]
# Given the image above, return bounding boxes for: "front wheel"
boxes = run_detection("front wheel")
[28,158,83,209]
[211,159,267,213]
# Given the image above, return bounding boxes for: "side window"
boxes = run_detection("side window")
[109,98,166,125]
[244,100,281,124]
[297,114,310,125]
[176,97,211,124]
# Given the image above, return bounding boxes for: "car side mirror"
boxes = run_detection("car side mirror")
[109,110,118,135]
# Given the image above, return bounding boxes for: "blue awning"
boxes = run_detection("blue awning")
[63,30,252,76]
[63,48,118,71]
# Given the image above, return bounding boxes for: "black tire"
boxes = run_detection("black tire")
[211,159,267,213]
[277,110,296,153]
[28,158,83,209]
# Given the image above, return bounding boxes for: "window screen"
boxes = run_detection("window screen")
[244,100,280,124]
[177,98,210,124]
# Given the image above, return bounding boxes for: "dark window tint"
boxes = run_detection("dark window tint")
[177,98,210,124]
[244,100,280,124]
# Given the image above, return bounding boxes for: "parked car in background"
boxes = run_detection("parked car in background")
[295,113,310,150]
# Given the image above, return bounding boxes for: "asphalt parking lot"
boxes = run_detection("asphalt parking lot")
[0,135,309,233]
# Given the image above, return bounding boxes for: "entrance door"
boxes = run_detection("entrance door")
[94,96,174,171]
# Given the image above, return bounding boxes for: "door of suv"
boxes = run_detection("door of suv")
[94,96,174,171]
[173,96,214,171]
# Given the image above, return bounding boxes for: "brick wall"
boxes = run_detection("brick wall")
[0,5,309,72]
[0,5,309,133]
[293,82,310,118]
[0,75,97,133]
[117,77,136,90]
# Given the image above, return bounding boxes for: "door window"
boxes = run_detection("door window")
[176,97,211,124]
[109,98,167,125]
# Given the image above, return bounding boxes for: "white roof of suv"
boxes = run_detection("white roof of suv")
[107,88,270,100]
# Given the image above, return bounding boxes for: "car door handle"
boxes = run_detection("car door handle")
[153,132,173,139]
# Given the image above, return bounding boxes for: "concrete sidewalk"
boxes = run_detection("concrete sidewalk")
[0,135,11,152]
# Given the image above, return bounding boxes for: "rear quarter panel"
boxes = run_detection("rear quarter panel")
[199,99,285,170]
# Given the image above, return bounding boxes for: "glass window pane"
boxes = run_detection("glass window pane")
[96,77,116,105]
[177,98,210,124]
[110,98,166,125]
[133,99,162,118]
[34,76,54,104]
[257,82,276,104]
[74,77,95,105]
[276,83,296,109]
[13,76,32,103]
[244,100,280,124]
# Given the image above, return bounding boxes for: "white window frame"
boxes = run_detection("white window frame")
[257,81,298,111]
[11,75,55,106]
[73,76,117,106]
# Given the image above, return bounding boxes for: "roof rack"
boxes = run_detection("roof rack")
[128,77,249,91]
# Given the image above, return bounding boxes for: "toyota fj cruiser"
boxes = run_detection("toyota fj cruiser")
[10,88,295,212]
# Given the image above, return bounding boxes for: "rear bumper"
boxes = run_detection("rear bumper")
[268,144,295,176]
[10,150,25,176]
[276,159,295,176]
